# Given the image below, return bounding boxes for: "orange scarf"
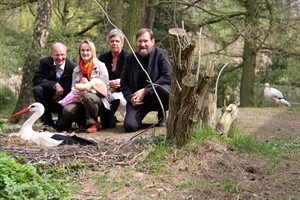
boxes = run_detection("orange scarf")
[79,60,93,80]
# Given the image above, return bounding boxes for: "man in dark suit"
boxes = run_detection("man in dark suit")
[121,28,172,132]
[32,42,77,132]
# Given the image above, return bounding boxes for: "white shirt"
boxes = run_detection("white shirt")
[54,62,66,78]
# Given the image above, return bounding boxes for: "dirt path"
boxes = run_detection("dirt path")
[72,107,300,142]
[236,107,300,141]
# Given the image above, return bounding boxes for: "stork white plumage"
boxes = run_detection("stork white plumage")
[10,102,97,147]
[264,83,291,107]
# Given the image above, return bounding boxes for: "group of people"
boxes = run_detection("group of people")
[32,28,172,133]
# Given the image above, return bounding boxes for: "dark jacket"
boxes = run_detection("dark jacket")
[99,49,128,80]
[121,47,172,102]
[32,56,77,98]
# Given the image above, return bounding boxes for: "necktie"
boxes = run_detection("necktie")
[56,66,63,78]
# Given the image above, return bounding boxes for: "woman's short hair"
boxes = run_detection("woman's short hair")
[108,29,125,44]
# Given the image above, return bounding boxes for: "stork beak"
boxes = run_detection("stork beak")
[10,108,30,118]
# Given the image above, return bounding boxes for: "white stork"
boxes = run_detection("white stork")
[10,102,97,147]
[264,83,291,107]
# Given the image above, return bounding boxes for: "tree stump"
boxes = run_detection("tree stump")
[215,104,239,136]
[167,28,214,146]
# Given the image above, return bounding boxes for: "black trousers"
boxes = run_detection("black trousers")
[33,85,72,131]
[123,85,170,132]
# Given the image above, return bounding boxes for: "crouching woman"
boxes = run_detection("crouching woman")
[63,39,116,133]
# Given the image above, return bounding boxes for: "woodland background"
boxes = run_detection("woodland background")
[0,1,300,198]
[0,0,300,119]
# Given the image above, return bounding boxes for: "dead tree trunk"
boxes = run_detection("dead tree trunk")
[167,28,214,146]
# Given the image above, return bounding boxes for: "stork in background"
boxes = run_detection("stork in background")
[264,83,291,107]
[10,102,97,147]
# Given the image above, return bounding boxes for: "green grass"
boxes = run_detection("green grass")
[288,105,300,112]
[137,139,174,174]
[95,175,127,196]
[220,179,238,193]
[226,129,276,157]
[138,122,295,176]
[177,180,214,191]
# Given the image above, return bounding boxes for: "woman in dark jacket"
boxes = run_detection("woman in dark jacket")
[99,28,128,118]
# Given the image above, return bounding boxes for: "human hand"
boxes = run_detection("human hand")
[131,88,147,106]
[109,79,121,90]
[80,77,89,84]
[54,83,64,96]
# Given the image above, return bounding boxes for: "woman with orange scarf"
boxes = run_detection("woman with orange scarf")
[63,39,116,133]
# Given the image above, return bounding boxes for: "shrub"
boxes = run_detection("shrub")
[0,152,70,199]
[0,86,17,118]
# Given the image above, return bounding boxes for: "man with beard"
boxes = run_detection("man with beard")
[120,28,172,132]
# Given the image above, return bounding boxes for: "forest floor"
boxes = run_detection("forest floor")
[1,107,300,199]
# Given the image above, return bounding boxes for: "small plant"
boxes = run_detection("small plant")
[0,152,69,199]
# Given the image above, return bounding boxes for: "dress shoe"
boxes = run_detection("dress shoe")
[86,123,101,133]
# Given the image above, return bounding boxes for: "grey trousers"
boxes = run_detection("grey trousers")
[63,92,102,125]
[63,92,116,128]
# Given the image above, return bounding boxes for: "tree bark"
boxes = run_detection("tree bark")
[108,0,124,30]
[12,0,52,123]
[123,0,147,50]
[167,28,213,146]
[141,0,159,29]
[240,0,258,107]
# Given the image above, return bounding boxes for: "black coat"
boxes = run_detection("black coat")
[121,47,172,102]
[32,56,77,98]
[99,49,128,80]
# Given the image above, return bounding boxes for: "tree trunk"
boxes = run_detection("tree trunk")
[167,28,213,146]
[240,0,258,107]
[108,0,124,30]
[123,0,147,50]
[141,0,159,29]
[12,0,52,123]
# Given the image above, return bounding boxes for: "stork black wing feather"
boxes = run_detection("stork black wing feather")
[51,134,98,146]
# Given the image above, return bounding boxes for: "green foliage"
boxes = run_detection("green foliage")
[210,65,241,107]
[0,86,17,118]
[270,55,288,70]
[0,152,69,199]
[0,119,9,133]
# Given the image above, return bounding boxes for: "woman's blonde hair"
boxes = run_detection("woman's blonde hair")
[78,39,99,63]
